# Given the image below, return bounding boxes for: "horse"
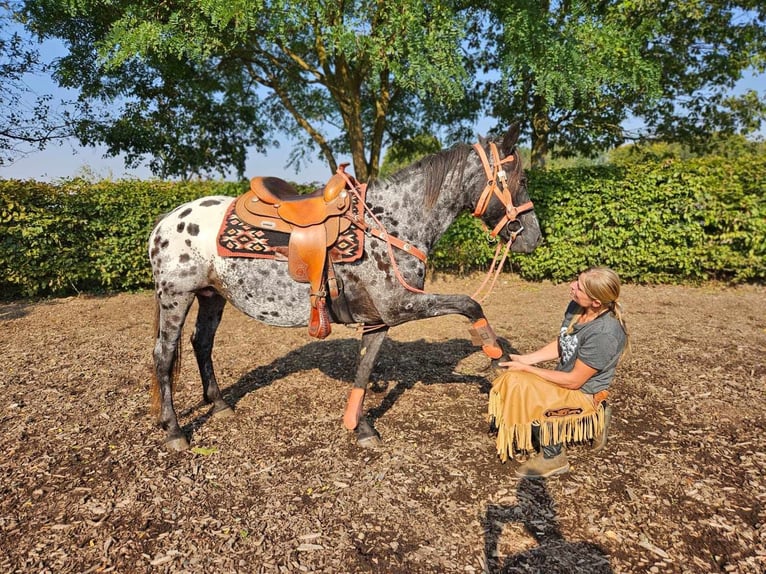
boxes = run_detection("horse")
[148,124,542,451]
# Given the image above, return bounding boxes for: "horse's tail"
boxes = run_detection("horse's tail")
[150,292,182,418]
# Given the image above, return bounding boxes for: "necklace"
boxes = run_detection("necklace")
[578,309,606,324]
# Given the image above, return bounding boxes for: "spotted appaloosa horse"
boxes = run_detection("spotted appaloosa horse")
[149,125,542,451]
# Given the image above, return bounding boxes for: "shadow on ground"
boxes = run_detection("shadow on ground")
[483,478,613,573]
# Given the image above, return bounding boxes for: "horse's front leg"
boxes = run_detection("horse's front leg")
[344,326,389,447]
[391,293,506,359]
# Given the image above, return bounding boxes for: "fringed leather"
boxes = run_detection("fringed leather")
[488,370,607,462]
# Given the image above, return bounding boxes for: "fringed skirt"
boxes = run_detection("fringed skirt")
[488,371,608,462]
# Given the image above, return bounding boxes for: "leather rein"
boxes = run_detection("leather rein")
[337,140,534,298]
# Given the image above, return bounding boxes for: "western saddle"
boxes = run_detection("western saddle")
[234,165,358,339]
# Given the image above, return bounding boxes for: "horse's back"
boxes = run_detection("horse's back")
[152,195,234,247]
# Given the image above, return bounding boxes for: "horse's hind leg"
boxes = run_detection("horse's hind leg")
[153,291,196,451]
[192,290,233,418]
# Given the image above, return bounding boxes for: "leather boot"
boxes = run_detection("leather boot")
[515,452,570,479]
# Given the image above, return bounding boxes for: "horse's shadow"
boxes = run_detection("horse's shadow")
[180,336,509,437]
[483,478,613,573]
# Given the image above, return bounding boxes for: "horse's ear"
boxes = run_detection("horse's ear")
[502,123,521,155]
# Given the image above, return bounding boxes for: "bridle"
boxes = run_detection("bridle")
[471,141,534,240]
[469,141,535,303]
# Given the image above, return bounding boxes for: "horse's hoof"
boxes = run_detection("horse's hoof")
[212,404,235,419]
[357,434,382,448]
[355,417,381,448]
[164,436,190,452]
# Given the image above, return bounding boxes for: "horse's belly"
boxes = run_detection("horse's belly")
[214,257,311,327]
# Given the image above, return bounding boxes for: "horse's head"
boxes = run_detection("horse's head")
[472,125,542,253]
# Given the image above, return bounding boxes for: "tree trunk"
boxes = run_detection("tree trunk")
[333,57,370,182]
[531,95,550,169]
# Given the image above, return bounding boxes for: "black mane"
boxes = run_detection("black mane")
[385,143,473,209]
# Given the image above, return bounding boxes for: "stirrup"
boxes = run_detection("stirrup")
[308,298,332,339]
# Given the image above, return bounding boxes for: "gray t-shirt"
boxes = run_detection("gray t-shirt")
[557,301,627,395]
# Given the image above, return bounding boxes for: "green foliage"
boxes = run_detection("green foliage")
[609,136,766,166]
[24,0,474,181]
[516,153,765,284]
[19,0,765,175]
[1,180,87,297]
[1,9,70,165]
[1,148,764,299]
[430,212,498,274]
[0,179,244,298]
[481,0,766,166]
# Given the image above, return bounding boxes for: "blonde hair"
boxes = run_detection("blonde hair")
[578,266,631,362]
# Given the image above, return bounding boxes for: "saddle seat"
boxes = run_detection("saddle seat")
[250,173,350,226]
[234,165,357,339]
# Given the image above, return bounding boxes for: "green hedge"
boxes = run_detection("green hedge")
[514,154,765,284]
[1,152,764,299]
[0,179,245,298]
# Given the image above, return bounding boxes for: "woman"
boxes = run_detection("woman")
[489,266,630,478]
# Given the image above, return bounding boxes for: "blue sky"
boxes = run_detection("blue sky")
[1,25,764,183]
[1,27,339,183]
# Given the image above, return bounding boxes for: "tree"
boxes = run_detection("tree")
[482,0,766,167]
[378,132,442,178]
[22,0,477,181]
[0,2,69,166]
[19,1,766,177]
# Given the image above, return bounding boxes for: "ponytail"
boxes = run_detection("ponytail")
[581,267,631,363]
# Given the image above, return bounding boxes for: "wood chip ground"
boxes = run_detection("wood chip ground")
[1,276,764,573]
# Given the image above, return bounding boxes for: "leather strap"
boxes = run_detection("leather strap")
[336,167,428,295]
[471,142,534,238]
[343,210,427,263]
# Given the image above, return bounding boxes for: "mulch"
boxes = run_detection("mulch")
[1,275,764,573]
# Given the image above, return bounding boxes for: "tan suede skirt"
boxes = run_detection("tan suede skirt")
[488,371,608,462]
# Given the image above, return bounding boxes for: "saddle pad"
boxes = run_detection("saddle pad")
[217,200,365,263]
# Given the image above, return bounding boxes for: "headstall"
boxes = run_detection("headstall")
[469,142,535,303]
[337,140,535,299]
[471,141,534,239]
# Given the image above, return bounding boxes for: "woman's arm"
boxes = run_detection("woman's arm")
[502,358,597,390]
[505,339,560,365]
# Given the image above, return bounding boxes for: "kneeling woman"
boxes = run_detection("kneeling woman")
[489,267,630,478]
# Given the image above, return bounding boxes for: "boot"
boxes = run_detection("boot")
[515,452,570,479]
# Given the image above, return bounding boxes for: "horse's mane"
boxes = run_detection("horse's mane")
[385,143,474,210]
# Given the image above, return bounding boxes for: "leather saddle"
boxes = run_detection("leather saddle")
[234,165,357,339]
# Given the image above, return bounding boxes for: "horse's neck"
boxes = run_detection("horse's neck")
[364,161,481,255]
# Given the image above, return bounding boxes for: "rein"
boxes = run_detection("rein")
[336,140,534,298]
[337,169,428,294]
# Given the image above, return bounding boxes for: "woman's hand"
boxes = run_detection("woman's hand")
[497,353,532,371]
[498,357,529,371]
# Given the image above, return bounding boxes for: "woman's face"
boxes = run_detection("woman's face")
[569,274,600,309]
